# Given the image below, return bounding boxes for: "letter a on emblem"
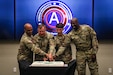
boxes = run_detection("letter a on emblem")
[49,12,59,24]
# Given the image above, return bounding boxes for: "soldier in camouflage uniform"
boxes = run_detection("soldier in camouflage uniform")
[34,24,55,61]
[53,23,72,64]
[68,18,99,75]
[17,23,49,75]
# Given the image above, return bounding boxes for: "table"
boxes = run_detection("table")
[28,59,76,75]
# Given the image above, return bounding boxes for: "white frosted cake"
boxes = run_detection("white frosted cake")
[30,61,67,67]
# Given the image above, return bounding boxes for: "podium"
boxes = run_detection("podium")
[28,60,76,75]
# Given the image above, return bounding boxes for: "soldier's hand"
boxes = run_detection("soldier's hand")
[91,54,96,62]
[48,53,54,61]
[53,55,56,59]
[43,57,48,61]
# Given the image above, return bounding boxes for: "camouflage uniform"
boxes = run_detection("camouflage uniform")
[17,33,47,62]
[17,33,47,75]
[54,34,72,64]
[68,25,99,75]
[34,32,55,60]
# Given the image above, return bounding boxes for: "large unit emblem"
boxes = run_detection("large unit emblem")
[35,0,72,35]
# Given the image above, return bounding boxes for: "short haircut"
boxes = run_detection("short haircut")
[38,23,46,29]
[56,23,64,28]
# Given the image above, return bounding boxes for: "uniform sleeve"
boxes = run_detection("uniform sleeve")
[55,46,66,56]
[67,31,74,43]
[33,34,40,49]
[48,34,56,54]
[55,35,71,56]
[24,38,47,56]
[89,27,99,54]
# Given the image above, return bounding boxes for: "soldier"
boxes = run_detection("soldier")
[68,18,99,75]
[17,23,49,75]
[34,23,55,61]
[53,23,72,64]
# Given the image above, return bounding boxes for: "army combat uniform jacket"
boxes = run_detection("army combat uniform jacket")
[34,32,55,60]
[54,34,72,64]
[17,33,47,62]
[68,25,98,54]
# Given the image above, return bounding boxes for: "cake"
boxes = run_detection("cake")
[30,61,67,67]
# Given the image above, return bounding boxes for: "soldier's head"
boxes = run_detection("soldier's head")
[71,18,80,31]
[56,23,64,36]
[24,23,33,36]
[37,23,46,37]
